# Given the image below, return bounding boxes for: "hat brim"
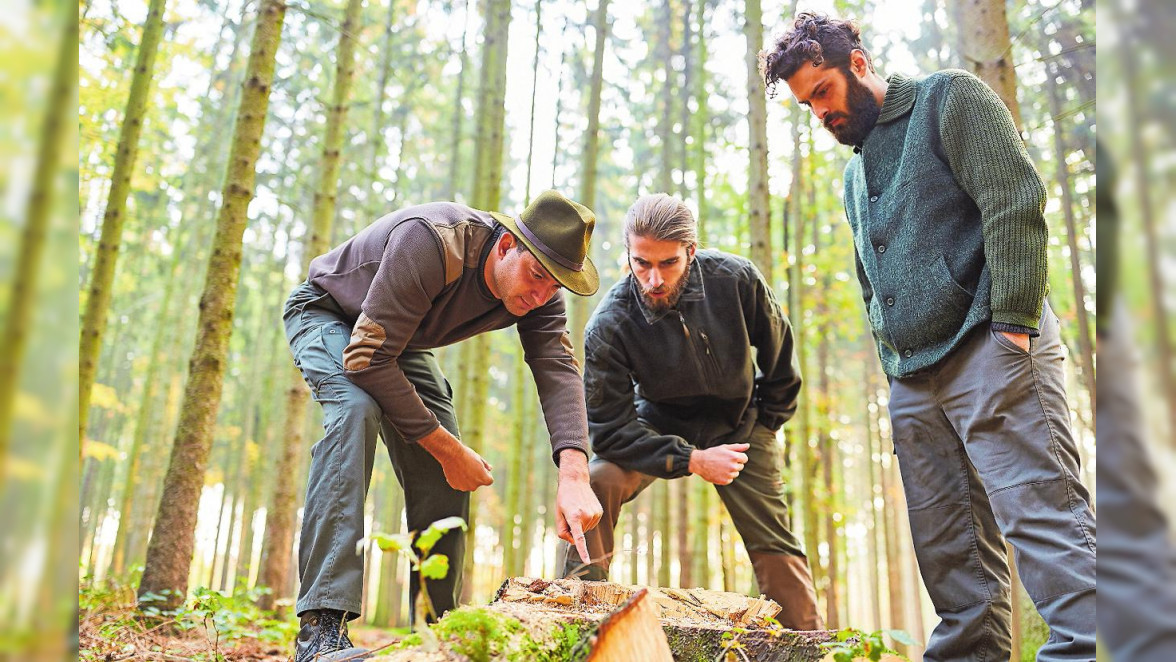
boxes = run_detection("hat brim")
[491,212,599,296]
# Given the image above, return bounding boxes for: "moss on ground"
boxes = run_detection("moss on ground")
[393,606,588,661]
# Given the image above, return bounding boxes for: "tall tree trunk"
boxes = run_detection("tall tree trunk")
[257,0,363,611]
[817,295,838,628]
[79,0,168,447]
[656,0,675,194]
[0,2,78,478]
[461,0,512,604]
[137,0,287,611]
[444,0,472,200]
[690,0,708,243]
[691,480,709,586]
[571,0,609,367]
[656,481,671,587]
[954,0,1022,129]
[108,222,190,576]
[361,0,399,225]
[1043,59,1095,410]
[503,348,528,577]
[863,360,882,629]
[1119,16,1176,443]
[743,0,771,280]
[522,0,542,204]
[676,480,691,588]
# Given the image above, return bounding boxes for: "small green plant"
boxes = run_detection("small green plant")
[371,515,467,648]
[820,627,915,662]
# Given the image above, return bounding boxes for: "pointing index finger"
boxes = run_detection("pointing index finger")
[570,517,590,564]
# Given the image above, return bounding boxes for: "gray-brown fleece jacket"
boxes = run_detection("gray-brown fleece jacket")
[307,201,588,464]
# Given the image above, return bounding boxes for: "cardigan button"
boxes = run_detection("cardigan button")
[904,349,913,358]
[885,297,895,306]
[869,195,879,202]
[877,244,886,253]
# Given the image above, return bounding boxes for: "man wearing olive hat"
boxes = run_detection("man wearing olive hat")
[283,191,604,661]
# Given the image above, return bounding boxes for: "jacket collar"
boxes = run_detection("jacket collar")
[877,73,916,124]
[853,73,915,153]
[632,256,706,325]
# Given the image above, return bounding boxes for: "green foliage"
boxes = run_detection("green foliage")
[820,627,913,662]
[80,579,298,662]
[419,553,451,580]
[416,515,468,556]
[394,606,584,662]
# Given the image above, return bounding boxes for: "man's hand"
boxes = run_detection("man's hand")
[689,443,750,486]
[999,330,1031,352]
[418,426,493,492]
[554,449,603,565]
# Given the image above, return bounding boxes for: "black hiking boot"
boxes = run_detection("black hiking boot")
[294,609,370,661]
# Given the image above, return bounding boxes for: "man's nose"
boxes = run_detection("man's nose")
[649,270,664,288]
[814,104,830,121]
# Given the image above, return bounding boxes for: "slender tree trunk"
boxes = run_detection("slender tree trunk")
[79,0,168,446]
[522,0,542,204]
[817,306,838,628]
[504,348,527,577]
[676,480,691,588]
[137,0,287,611]
[0,2,78,478]
[460,0,512,604]
[1119,18,1176,442]
[743,0,771,280]
[719,509,736,592]
[656,0,675,194]
[954,0,1022,129]
[444,0,472,200]
[571,0,609,367]
[656,481,671,587]
[691,481,709,587]
[360,0,399,225]
[257,0,363,610]
[1044,66,1096,408]
[691,0,708,242]
[863,360,882,629]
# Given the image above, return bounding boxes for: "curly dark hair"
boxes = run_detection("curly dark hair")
[759,12,872,97]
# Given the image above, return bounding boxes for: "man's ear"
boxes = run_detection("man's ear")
[850,49,870,76]
[498,231,516,255]
[687,244,697,259]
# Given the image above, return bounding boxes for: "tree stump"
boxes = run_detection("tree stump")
[376,577,836,661]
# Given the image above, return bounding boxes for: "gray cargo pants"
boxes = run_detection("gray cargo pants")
[888,303,1096,661]
[283,281,467,622]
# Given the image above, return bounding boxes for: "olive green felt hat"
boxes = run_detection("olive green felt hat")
[491,190,599,296]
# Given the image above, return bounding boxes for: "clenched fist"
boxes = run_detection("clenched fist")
[688,443,750,486]
[419,426,493,492]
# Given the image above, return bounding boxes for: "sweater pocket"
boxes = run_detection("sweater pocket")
[886,255,974,352]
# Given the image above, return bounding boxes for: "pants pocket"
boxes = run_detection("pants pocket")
[294,321,352,396]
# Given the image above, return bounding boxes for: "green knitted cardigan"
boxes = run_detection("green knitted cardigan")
[843,70,1049,377]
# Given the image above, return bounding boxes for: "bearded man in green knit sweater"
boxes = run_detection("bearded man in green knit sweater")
[761,13,1095,662]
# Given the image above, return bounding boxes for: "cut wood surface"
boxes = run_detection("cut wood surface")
[376,577,837,660]
[585,587,673,661]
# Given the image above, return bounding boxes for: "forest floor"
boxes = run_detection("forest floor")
[79,604,407,662]
[78,581,411,661]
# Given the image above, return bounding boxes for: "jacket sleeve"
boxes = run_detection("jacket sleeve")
[744,263,802,431]
[341,220,446,442]
[516,292,591,466]
[583,323,694,478]
[940,72,1049,330]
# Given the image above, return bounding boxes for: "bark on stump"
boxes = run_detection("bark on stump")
[376,577,837,661]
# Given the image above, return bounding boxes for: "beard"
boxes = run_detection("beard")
[824,69,881,146]
[638,258,693,314]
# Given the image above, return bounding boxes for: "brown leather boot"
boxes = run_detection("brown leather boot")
[747,551,825,630]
